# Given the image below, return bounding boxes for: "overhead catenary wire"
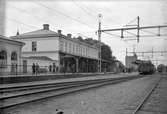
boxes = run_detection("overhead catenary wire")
[33,1,95,30]
[8,4,74,33]
[103,31,121,38]
[79,2,98,14]
[72,0,95,18]
[6,17,39,29]
[77,1,123,27]
[140,29,159,36]
[124,17,138,26]
[9,5,51,24]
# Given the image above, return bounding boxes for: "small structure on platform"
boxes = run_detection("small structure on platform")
[0,35,25,75]
[21,56,57,74]
[125,53,138,72]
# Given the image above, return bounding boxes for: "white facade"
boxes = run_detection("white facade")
[10,24,99,72]
[21,57,56,73]
[59,37,98,59]
[125,54,138,71]
[17,37,60,61]
[0,35,24,75]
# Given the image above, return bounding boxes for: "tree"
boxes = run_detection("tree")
[101,44,112,61]
[76,37,116,62]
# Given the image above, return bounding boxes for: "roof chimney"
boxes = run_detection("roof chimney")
[16,29,20,35]
[43,24,49,30]
[58,30,62,35]
[67,34,72,38]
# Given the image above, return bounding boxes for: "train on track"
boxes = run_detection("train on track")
[133,60,156,75]
[138,61,156,75]
[157,64,167,73]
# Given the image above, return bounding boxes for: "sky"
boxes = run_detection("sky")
[3,0,167,65]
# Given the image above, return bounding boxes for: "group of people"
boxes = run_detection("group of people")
[32,63,59,75]
[32,63,39,74]
[48,63,58,73]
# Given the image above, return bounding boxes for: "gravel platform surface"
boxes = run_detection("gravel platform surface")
[2,75,160,114]
[137,76,167,114]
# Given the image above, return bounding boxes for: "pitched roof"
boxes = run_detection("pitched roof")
[11,29,59,39]
[20,29,57,36]
[0,35,25,46]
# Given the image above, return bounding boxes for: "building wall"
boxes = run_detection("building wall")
[21,57,57,73]
[125,55,138,71]
[17,37,59,52]
[0,39,23,74]
[59,38,98,59]
[13,37,60,61]
[22,52,59,61]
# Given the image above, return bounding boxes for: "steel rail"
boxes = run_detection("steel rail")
[0,78,112,93]
[0,78,115,100]
[132,77,162,114]
[0,76,141,109]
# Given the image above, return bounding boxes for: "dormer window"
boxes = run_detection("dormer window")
[32,41,37,52]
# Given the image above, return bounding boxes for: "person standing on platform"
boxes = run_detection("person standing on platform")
[49,65,52,72]
[53,63,56,73]
[36,63,39,75]
[32,63,36,74]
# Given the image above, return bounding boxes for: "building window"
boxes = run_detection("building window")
[32,41,37,51]
[76,45,78,54]
[0,50,7,68]
[79,46,82,55]
[80,46,83,55]
[65,42,67,52]
[69,42,71,53]
[83,47,85,56]
[73,44,75,53]
[60,41,63,51]
[11,52,17,60]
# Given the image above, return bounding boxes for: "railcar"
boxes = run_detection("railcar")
[138,62,156,75]
[157,64,166,73]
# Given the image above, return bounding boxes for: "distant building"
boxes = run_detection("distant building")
[11,24,99,73]
[0,35,25,75]
[125,53,138,72]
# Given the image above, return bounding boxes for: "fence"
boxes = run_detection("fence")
[0,64,59,76]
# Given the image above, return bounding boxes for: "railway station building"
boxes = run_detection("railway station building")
[11,24,99,73]
[125,53,138,72]
[0,35,25,75]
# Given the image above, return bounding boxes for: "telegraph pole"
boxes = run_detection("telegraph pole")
[137,16,140,42]
[98,14,102,72]
[133,45,136,55]
[152,47,154,58]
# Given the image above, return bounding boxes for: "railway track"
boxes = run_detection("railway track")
[0,75,142,110]
[132,76,162,114]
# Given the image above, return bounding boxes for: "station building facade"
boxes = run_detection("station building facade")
[125,53,138,72]
[11,24,99,73]
[0,35,25,75]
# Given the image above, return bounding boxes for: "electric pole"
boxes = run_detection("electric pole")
[137,16,140,42]
[98,14,102,72]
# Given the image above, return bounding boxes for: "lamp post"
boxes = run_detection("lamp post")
[98,14,102,72]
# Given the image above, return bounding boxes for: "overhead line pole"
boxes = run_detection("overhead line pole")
[98,14,102,72]
[100,25,167,32]
[100,24,167,43]
[127,51,167,54]
[137,16,140,42]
